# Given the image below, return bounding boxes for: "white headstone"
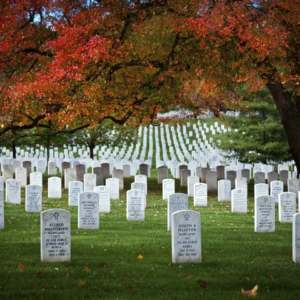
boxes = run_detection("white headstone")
[84,173,97,192]
[6,179,21,204]
[41,209,71,262]
[131,182,147,201]
[0,190,4,229]
[64,168,77,189]
[194,183,207,207]
[231,189,247,213]
[78,192,99,229]
[94,186,110,214]
[25,185,42,212]
[293,212,300,263]
[254,183,269,200]
[270,180,284,203]
[255,196,275,232]
[68,181,83,206]
[162,179,175,201]
[279,192,296,223]
[171,210,201,263]
[30,172,43,187]
[235,177,248,191]
[106,178,119,200]
[168,193,188,231]
[218,179,231,201]
[15,167,27,187]
[48,161,57,175]
[126,189,145,221]
[134,175,147,195]
[48,177,62,199]
[288,178,300,195]
[187,176,200,197]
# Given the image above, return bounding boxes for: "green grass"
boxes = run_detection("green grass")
[1,177,300,299]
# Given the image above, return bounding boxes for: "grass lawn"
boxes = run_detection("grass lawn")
[1,177,300,299]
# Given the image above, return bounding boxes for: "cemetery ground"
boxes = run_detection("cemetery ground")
[1,177,300,300]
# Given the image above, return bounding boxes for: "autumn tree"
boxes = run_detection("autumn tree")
[1,1,300,173]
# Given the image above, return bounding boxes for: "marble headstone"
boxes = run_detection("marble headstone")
[270,180,284,203]
[84,173,97,192]
[41,209,71,262]
[126,189,145,221]
[94,185,110,214]
[168,193,188,231]
[162,179,175,201]
[25,185,42,212]
[187,176,199,197]
[78,192,99,229]
[194,183,207,207]
[293,212,300,263]
[6,179,21,204]
[255,196,275,232]
[278,192,296,223]
[254,183,269,200]
[106,178,119,200]
[0,190,4,229]
[231,188,247,213]
[218,179,231,202]
[171,210,201,263]
[48,177,62,199]
[68,181,83,206]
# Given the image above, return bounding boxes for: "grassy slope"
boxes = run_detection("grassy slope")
[1,177,300,300]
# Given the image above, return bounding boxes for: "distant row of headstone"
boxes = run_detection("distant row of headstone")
[1,155,300,263]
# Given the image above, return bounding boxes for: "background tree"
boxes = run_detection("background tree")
[73,121,138,159]
[217,88,291,164]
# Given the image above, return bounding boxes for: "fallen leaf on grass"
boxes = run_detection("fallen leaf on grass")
[83,267,90,273]
[137,254,144,259]
[18,263,26,271]
[126,285,134,294]
[76,280,85,287]
[241,285,258,297]
[196,279,211,293]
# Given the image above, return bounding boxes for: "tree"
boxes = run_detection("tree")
[73,121,138,159]
[184,0,300,174]
[217,88,291,164]
[1,1,300,173]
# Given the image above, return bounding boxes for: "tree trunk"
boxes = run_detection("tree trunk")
[266,82,300,177]
[12,140,17,159]
[89,144,94,159]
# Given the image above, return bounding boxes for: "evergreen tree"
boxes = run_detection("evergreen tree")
[217,88,291,164]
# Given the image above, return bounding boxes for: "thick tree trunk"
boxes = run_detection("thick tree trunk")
[89,144,94,159]
[266,82,300,176]
[12,140,17,159]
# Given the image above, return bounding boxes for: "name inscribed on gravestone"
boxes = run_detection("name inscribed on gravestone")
[0,190,4,229]
[172,210,201,263]
[293,213,300,263]
[94,186,110,214]
[231,189,247,213]
[279,192,296,223]
[126,189,145,221]
[162,179,175,200]
[41,209,71,262]
[194,183,207,207]
[25,185,42,212]
[255,196,275,232]
[78,192,99,229]
[168,193,188,231]
[68,181,83,206]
